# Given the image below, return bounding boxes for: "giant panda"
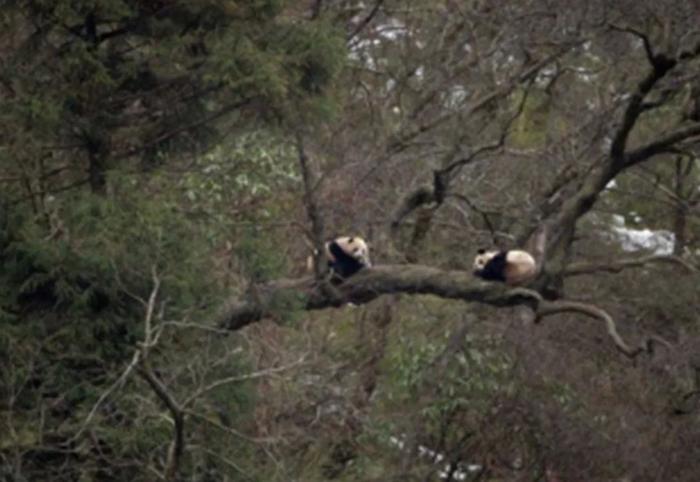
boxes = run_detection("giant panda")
[308,236,372,280]
[473,248,537,286]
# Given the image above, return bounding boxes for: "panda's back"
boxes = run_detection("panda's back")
[504,250,536,285]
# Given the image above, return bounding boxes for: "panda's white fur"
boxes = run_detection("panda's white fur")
[473,249,537,286]
[307,236,372,279]
[328,236,371,267]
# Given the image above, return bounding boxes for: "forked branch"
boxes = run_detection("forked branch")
[135,268,184,482]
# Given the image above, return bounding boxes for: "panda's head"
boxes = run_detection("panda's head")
[473,248,497,273]
[334,236,372,267]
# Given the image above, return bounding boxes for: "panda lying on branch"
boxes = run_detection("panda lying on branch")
[473,248,537,286]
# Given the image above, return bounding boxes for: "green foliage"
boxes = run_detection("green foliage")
[0,175,266,478]
[2,189,218,324]
[236,225,289,282]
[267,289,307,324]
[511,88,552,147]
[389,331,514,414]
[1,0,347,204]
[177,130,300,232]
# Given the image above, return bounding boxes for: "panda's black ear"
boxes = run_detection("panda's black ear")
[348,237,354,242]
[477,248,486,254]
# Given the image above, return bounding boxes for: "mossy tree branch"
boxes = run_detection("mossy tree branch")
[216,265,656,358]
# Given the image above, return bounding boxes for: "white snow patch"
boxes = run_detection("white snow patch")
[376,18,409,40]
[445,85,468,108]
[389,435,405,450]
[388,436,481,480]
[610,225,675,255]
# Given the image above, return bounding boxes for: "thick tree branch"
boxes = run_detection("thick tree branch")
[609,55,676,163]
[528,46,699,290]
[215,265,649,357]
[217,265,531,333]
[608,24,656,67]
[606,39,700,169]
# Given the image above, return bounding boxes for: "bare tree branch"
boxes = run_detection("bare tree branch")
[564,254,697,276]
[609,24,656,66]
[625,123,700,166]
[135,269,184,482]
[386,47,574,155]
[609,57,676,164]
[389,84,531,239]
[182,356,307,408]
[70,267,163,444]
[449,193,500,243]
[534,300,645,358]
[72,348,141,441]
[525,44,700,289]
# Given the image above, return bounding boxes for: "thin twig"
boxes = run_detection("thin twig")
[564,254,696,276]
[182,355,307,408]
[535,300,644,358]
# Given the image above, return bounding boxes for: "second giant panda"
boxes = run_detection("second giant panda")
[473,248,537,286]
[307,236,372,280]
[326,236,372,279]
